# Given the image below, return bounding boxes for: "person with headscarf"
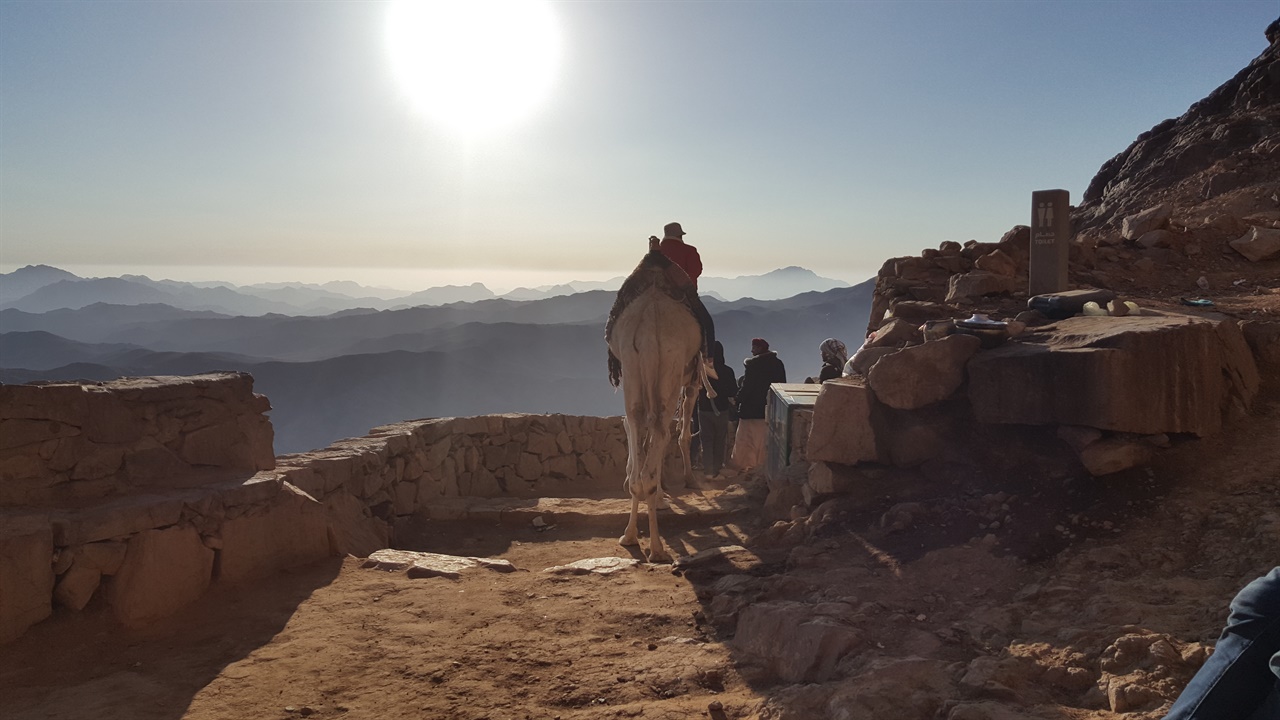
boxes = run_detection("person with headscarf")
[806,338,848,383]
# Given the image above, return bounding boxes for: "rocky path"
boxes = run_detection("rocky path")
[2,384,1277,720]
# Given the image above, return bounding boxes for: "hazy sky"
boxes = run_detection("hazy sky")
[1,1,1275,292]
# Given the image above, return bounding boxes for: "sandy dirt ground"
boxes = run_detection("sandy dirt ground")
[2,381,1277,720]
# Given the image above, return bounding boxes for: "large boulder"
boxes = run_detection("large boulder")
[1121,203,1172,240]
[1229,226,1280,262]
[945,271,1018,303]
[732,601,861,683]
[217,484,332,584]
[1077,438,1154,476]
[0,514,54,643]
[806,379,881,466]
[968,315,1259,437]
[1241,321,1280,367]
[866,318,921,349]
[105,525,214,627]
[867,334,983,410]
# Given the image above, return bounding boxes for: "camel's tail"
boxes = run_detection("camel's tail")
[608,348,622,388]
[697,352,716,397]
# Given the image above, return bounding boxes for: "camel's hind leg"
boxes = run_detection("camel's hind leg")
[618,413,641,548]
[641,419,674,564]
[620,493,641,548]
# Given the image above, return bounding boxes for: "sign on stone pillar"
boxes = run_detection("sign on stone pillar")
[1029,189,1070,296]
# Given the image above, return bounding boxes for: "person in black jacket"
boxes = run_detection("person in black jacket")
[697,341,737,479]
[731,338,786,470]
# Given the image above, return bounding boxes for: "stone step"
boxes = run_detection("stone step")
[419,486,756,528]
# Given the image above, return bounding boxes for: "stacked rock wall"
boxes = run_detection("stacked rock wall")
[0,373,275,507]
[274,413,632,516]
[1,372,654,644]
[0,368,660,638]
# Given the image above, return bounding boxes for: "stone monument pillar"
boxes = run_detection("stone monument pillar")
[1029,189,1070,296]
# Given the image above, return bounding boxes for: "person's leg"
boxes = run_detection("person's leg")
[730,419,767,471]
[698,411,716,476]
[1164,567,1280,720]
[709,412,729,476]
[1246,681,1280,720]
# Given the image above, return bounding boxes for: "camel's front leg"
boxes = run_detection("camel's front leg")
[619,492,640,547]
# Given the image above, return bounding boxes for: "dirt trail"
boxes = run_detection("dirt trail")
[1,384,1277,720]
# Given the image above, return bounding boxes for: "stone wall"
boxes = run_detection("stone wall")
[274,413,634,516]
[0,373,275,508]
[1,373,663,644]
[797,312,1262,510]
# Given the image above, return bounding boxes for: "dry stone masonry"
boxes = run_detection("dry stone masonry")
[1,372,652,643]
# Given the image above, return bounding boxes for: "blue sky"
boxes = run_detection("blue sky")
[1,1,1275,292]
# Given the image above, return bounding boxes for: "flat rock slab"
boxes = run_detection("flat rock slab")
[542,557,639,575]
[672,545,755,570]
[362,549,515,579]
[422,488,753,527]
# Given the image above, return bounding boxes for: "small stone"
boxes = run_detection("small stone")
[647,642,658,651]
[708,700,724,711]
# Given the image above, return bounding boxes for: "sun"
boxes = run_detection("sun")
[385,0,562,135]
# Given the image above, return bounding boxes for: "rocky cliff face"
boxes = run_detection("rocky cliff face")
[1075,18,1280,234]
[866,18,1280,338]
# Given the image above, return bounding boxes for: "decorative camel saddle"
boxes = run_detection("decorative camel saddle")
[605,248,714,387]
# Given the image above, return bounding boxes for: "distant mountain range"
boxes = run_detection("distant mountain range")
[0,264,852,316]
[0,271,874,453]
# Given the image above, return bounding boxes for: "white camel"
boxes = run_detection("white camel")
[606,248,706,563]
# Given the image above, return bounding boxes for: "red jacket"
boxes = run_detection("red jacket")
[659,238,702,288]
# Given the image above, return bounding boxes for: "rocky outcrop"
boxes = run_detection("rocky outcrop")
[796,309,1262,508]
[967,315,1259,436]
[1076,22,1280,231]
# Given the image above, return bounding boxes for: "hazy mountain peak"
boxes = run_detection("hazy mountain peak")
[0,265,83,303]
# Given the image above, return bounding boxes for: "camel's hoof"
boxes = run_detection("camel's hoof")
[619,534,639,547]
[647,547,673,564]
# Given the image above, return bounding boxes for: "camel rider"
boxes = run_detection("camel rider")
[655,222,715,355]
[659,222,702,287]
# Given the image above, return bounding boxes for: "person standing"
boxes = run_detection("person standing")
[697,341,737,479]
[730,338,786,471]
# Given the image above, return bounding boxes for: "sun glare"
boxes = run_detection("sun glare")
[385,0,562,135]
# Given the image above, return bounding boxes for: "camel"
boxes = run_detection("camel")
[606,244,708,562]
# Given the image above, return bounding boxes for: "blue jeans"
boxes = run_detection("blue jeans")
[1164,567,1280,720]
